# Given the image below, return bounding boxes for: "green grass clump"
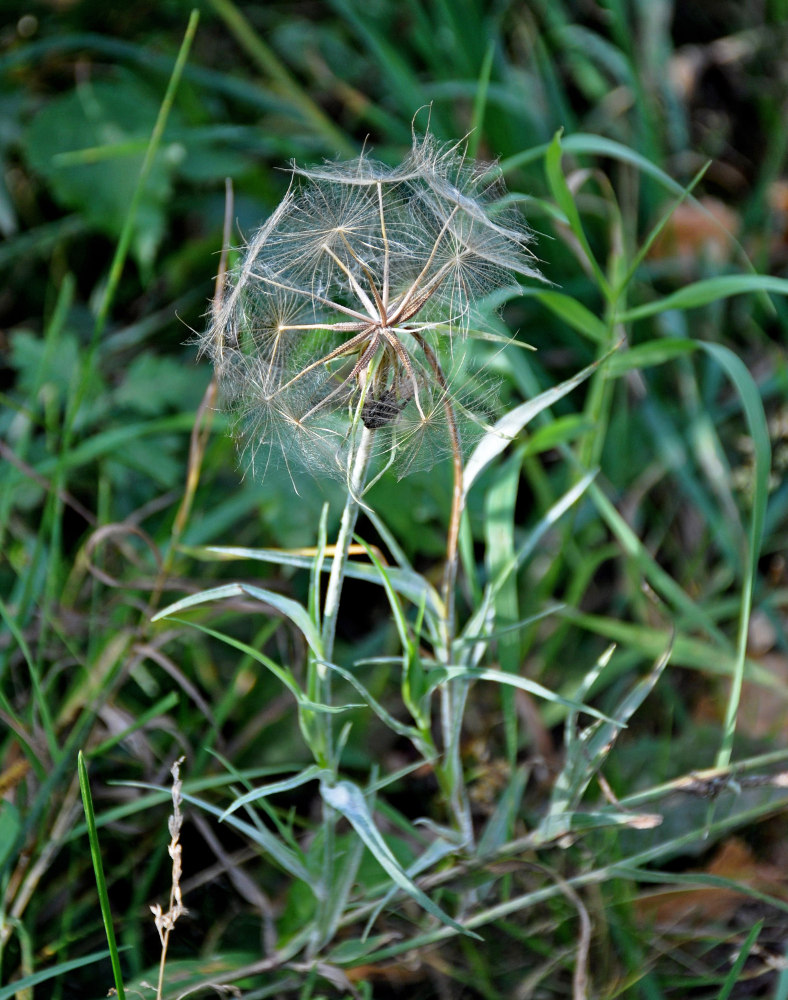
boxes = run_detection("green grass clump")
[2,2,788,997]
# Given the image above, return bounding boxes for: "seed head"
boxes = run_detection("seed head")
[202,131,542,483]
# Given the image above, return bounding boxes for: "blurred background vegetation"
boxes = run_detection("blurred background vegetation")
[2,1,788,997]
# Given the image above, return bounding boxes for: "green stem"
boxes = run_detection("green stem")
[321,426,375,666]
[311,427,374,955]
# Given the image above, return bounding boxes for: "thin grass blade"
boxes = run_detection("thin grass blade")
[77,751,127,1000]
[320,779,481,939]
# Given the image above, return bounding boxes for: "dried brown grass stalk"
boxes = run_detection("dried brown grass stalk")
[150,756,189,1000]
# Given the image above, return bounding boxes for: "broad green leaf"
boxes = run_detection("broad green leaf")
[24,74,176,273]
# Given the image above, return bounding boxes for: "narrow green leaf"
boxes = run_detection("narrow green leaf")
[521,414,591,455]
[181,791,311,883]
[484,451,521,760]
[0,950,114,1000]
[502,133,707,199]
[717,920,763,1000]
[463,356,601,494]
[699,342,772,770]
[320,779,481,939]
[605,338,697,374]
[618,274,788,323]
[93,9,199,339]
[220,765,331,819]
[195,545,443,620]
[208,0,354,156]
[426,666,615,723]
[530,290,609,343]
[467,40,495,161]
[0,802,21,871]
[544,130,610,297]
[77,751,126,1000]
[564,610,779,689]
[0,594,57,761]
[152,582,323,657]
[321,660,429,752]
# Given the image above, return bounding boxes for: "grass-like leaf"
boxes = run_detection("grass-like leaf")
[716,919,763,1000]
[425,666,615,723]
[463,358,602,494]
[220,764,332,820]
[152,582,324,657]
[0,949,114,1000]
[196,544,443,620]
[544,129,610,297]
[320,778,481,939]
[699,342,772,770]
[618,274,788,322]
[77,751,126,1000]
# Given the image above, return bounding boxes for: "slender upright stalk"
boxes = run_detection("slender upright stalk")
[312,426,374,955]
[321,426,376,666]
[307,424,376,767]
[414,335,473,842]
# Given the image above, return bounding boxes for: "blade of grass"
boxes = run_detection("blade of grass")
[0,949,114,1000]
[463,354,603,494]
[483,451,522,762]
[208,0,355,157]
[544,129,611,298]
[467,40,495,160]
[347,790,788,963]
[617,274,788,323]
[220,765,330,820]
[152,582,323,658]
[77,751,126,1000]
[0,594,57,762]
[697,343,771,771]
[320,778,482,939]
[716,920,763,1000]
[92,10,199,346]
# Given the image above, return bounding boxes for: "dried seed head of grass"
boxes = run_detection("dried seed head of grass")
[148,756,189,1000]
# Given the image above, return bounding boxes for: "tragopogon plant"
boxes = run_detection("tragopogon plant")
[202,131,542,488]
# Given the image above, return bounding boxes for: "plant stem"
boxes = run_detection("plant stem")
[321,426,375,666]
[413,336,473,842]
[312,427,374,955]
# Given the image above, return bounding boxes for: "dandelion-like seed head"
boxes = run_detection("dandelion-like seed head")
[203,130,543,484]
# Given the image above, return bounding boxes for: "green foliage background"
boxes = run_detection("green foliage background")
[2,1,788,997]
